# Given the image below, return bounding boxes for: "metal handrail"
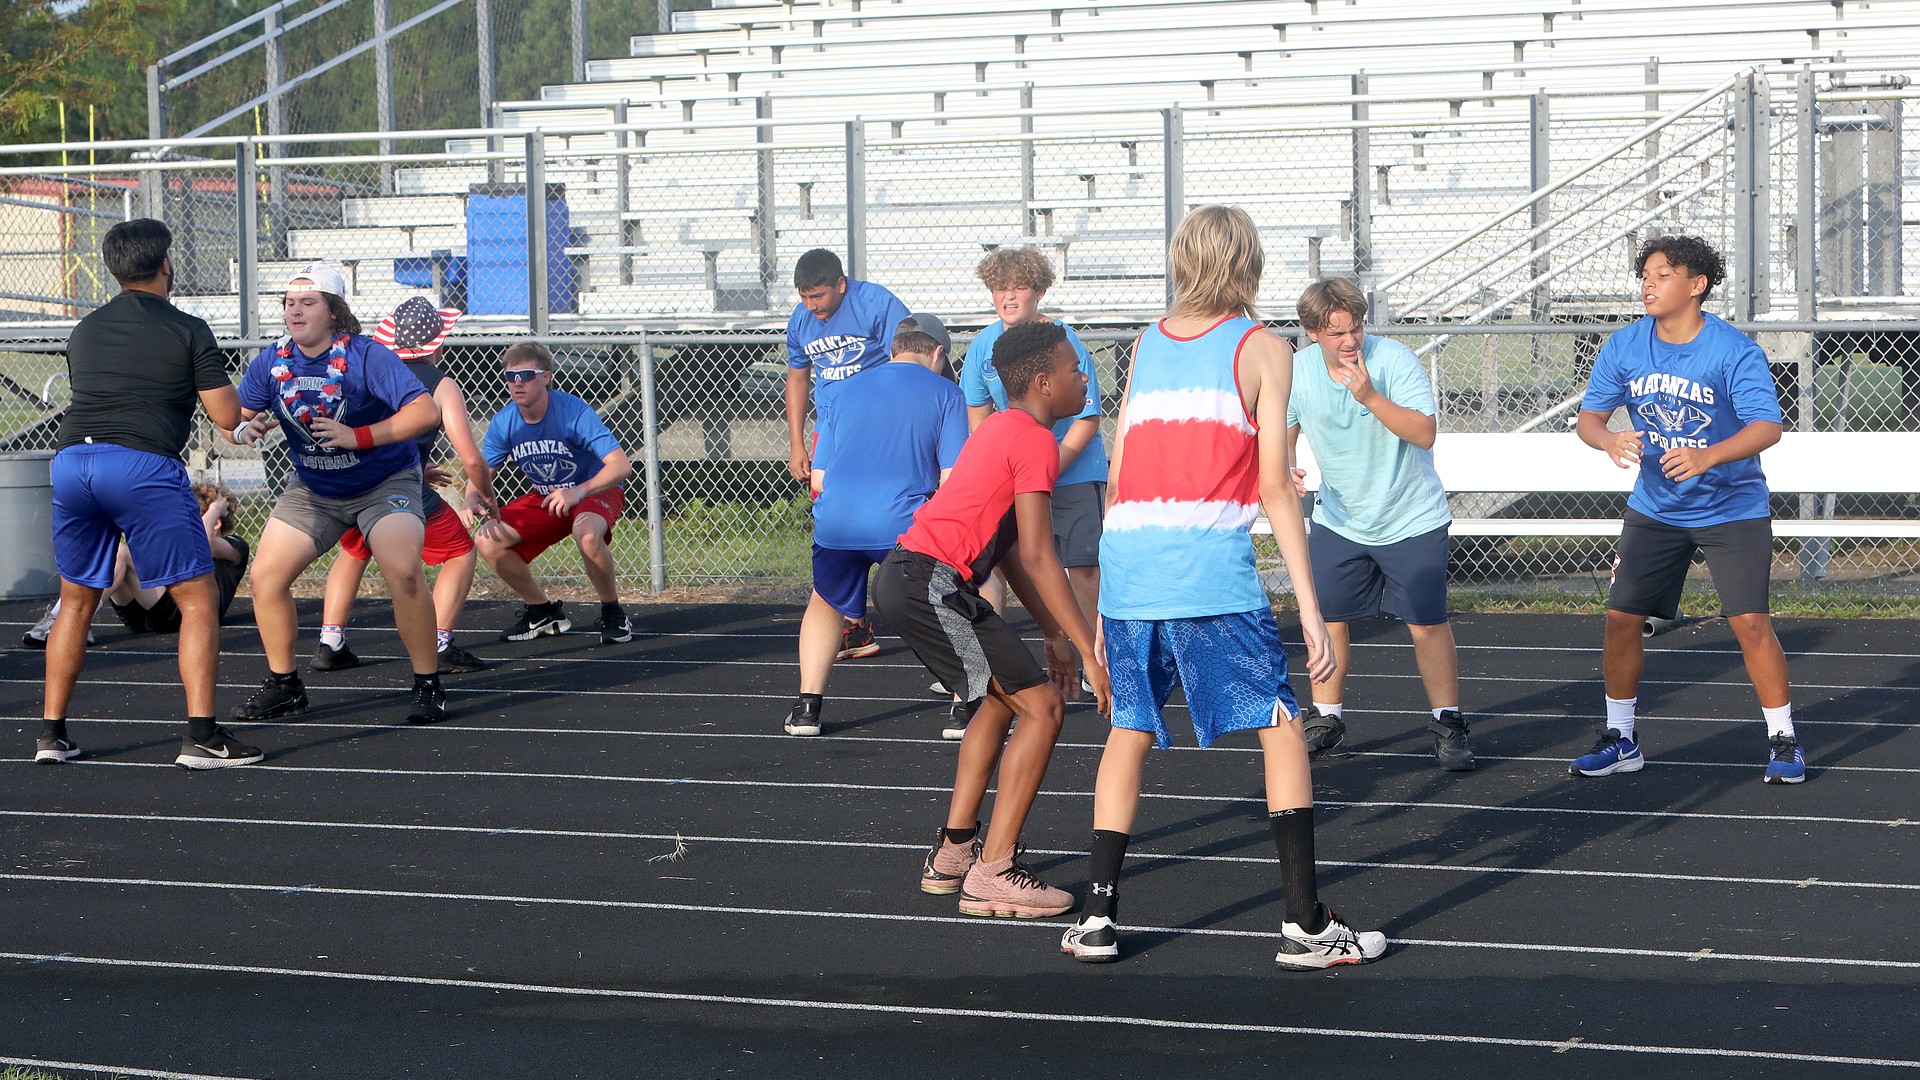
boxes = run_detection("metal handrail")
[163,0,357,92]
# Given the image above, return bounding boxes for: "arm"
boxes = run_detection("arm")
[309,393,439,451]
[1288,424,1308,497]
[1658,420,1782,482]
[434,379,496,509]
[198,385,242,432]
[1576,408,1644,468]
[543,448,633,515]
[201,496,244,564]
[966,403,994,433]
[1243,330,1335,685]
[784,365,812,479]
[1338,352,1435,449]
[999,490,1111,714]
[1056,416,1099,471]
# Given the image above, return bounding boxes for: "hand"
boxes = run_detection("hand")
[307,415,359,451]
[475,516,516,545]
[1659,445,1715,482]
[1299,618,1337,685]
[1606,429,1645,469]
[232,414,278,447]
[1333,352,1377,407]
[1094,620,1107,671]
[1082,656,1113,718]
[423,463,455,489]
[787,444,811,481]
[1291,466,1309,498]
[204,495,230,522]
[1044,635,1081,701]
[543,486,584,516]
[458,491,487,529]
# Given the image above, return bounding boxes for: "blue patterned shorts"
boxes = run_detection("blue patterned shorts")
[1101,609,1300,749]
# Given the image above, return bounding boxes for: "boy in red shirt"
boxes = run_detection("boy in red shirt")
[872,321,1112,919]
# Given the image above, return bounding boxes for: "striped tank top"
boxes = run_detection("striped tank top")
[1098,315,1268,620]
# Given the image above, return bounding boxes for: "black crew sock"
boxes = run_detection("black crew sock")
[601,601,623,616]
[1083,829,1130,921]
[271,669,301,686]
[942,823,978,845]
[414,672,442,691]
[796,692,823,712]
[1269,807,1325,932]
[188,715,218,742]
[41,718,68,742]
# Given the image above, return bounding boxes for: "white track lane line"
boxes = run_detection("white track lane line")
[0,1057,265,1080]
[8,759,1916,827]
[2,950,1917,1067]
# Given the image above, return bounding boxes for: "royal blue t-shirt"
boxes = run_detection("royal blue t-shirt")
[812,362,969,550]
[958,318,1108,488]
[785,278,911,421]
[1580,313,1781,527]
[483,389,623,495]
[239,335,428,498]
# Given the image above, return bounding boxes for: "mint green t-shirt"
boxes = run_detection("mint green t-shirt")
[1287,335,1451,546]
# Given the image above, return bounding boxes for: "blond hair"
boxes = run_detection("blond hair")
[975,247,1057,294]
[1166,205,1263,319]
[1296,277,1369,332]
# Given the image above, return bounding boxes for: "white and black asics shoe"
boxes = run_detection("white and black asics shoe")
[1060,915,1121,963]
[1274,907,1387,969]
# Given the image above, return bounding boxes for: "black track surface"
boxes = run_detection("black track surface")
[1,599,1915,1079]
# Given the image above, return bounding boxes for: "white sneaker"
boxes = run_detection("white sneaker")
[1060,915,1120,962]
[1274,907,1386,969]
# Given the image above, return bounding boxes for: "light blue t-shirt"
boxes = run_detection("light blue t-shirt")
[785,278,912,421]
[958,318,1108,488]
[1287,334,1450,546]
[812,362,970,550]
[483,390,624,495]
[1580,314,1780,527]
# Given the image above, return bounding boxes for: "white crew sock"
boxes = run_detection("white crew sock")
[319,625,346,650]
[1762,703,1795,740]
[1604,696,1637,741]
[1313,701,1342,719]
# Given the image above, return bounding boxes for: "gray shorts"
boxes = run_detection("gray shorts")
[1053,481,1106,568]
[271,468,427,554]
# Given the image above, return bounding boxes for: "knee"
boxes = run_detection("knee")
[1727,612,1773,641]
[1022,692,1064,731]
[575,531,608,558]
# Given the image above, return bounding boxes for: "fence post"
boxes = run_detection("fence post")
[143,64,164,218]
[1730,71,1771,320]
[845,120,867,279]
[638,330,667,592]
[1528,89,1550,322]
[1794,66,1827,582]
[657,0,672,34]
[1020,83,1035,236]
[375,0,395,193]
[264,7,289,258]
[1643,58,1661,214]
[1161,106,1183,308]
[526,132,550,334]
[614,101,633,285]
[237,142,260,341]
[757,94,778,299]
[1350,73,1371,278]
[571,0,588,83]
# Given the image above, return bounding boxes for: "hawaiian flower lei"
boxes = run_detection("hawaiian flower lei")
[271,333,350,423]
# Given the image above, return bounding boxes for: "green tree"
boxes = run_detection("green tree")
[0,0,167,137]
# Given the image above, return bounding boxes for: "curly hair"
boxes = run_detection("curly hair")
[1636,235,1725,300]
[991,321,1069,398]
[976,247,1057,294]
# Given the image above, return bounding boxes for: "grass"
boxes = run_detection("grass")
[2,1069,137,1080]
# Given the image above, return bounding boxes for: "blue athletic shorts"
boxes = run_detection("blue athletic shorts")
[1102,609,1300,749]
[1309,522,1451,626]
[52,443,212,590]
[811,544,895,619]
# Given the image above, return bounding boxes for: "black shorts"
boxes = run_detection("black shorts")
[1608,509,1773,620]
[111,594,182,635]
[871,546,1048,704]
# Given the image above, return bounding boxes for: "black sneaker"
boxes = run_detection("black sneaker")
[941,700,970,741]
[231,676,308,721]
[837,620,879,659]
[34,736,80,764]
[436,642,490,674]
[406,680,448,724]
[175,727,265,770]
[502,602,570,641]
[1428,710,1476,772]
[599,608,634,645]
[311,641,359,671]
[1060,915,1121,963]
[783,697,822,737]
[1302,706,1348,760]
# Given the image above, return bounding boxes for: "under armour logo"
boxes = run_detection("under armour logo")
[1091,883,1115,896]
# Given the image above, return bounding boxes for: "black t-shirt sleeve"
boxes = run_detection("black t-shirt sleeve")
[190,321,231,392]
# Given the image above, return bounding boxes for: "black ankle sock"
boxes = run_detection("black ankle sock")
[1269,807,1324,930]
[41,718,67,742]
[414,672,442,690]
[188,715,217,742]
[797,692,823,712]
[601,601,623,615]
[1083,829,1130,920]
[271,669,301,686]
[942,824,978,845]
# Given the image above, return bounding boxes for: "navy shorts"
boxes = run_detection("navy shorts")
[52,443,212,590]
[1609,509,1773,619]
[811,544,894,619]
[1052,481,1105,568]
[1102,609,1301,750]
[1309,522,1451,626]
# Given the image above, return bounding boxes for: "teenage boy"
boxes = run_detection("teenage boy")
[960,247,1107,697]
[784,248,911,660]
[1286,278,1472,771]
[1571,236,1804,784]
[313,297,496,674]
[782,314,968,737]
[37,218,254,768]
[872,320,1112,919]
[472,342,636,645]
[1060,205,1385,968]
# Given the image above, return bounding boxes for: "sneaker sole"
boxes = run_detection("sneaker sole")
[1570,756,1644,777]
[784,722,822,737]
[407,711,450,725]
[437,659,489,674]
[231,699,308,722]
[503,619,571,642]
[1061,937,1121,963]
[940,726,968,741]
[1436,756,1477,772]
[1763,771,1806,785]
[920,877,964,896]
[957,897,1072,919]
[311,654,359,672]
[33,749,80,764]
[1273,952,1374,970]
[1307,745,1349,761]
[601,631,635,644]
[837,643,881,660]
[175,752,265,770]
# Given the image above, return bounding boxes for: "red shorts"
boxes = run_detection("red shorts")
[498,488,624,562]
[341,501,475,566]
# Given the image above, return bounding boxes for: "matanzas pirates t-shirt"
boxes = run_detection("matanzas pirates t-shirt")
[238,334,428,498]
[482,390,623,495]
[1581,313,1782,528]
[784,278,911,422]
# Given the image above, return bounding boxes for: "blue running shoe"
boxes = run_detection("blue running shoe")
[1569,728,1643,776]
[1763,734,1806,784]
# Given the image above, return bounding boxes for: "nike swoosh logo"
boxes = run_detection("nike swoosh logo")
[202,744,232,758]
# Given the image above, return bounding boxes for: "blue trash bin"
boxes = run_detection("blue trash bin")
[465,183,577,316]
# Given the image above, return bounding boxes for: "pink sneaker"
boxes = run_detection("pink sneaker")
[919,827,981,895]
[957,854,1072,918]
